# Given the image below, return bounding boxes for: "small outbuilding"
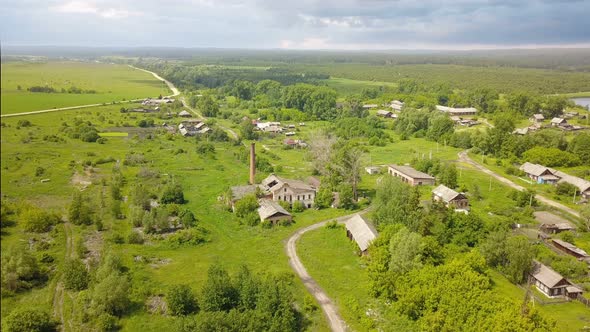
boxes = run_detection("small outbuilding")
[530,114,545,122]
[257,199,292,225]
[178,110,192,117]
[344,214,379,255]
[432,184,469,210]
[365,166,381,175]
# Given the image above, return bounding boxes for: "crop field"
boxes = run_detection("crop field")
[323,77,397,96]
[1,61,168,114]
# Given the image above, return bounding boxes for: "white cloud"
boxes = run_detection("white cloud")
[52,1,139,19]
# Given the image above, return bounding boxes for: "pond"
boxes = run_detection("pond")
[570,97,590,108]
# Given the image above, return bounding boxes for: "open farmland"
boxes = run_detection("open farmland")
[1,61,168,114]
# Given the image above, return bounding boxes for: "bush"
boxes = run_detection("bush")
[234,195,258,218]
[555,182,578,197]
[292,201,305,213]
[63,259,89,291]
[179,209,197,228]
[22,209,60,233]
[166,228,207,247]
[196,142,215,155]
[95,313,118,332]
[17,120,32,127]
[168,284,198,316]
[160,183,185,204]
[127,231,144,244]
[3,308,55,332]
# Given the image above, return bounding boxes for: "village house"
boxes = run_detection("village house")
[530,262,583,298]
[550,117,568,127]
[552,239,590,262]
[142,97,174,106]
[362,104,378,109]
[513,127,529,135]
[283,139,307,149]
[365,166,381,175]
[178,120,210,137]
[261,174,319,208]
[530,113,545,123]
[178,110,192,117]
[432,184,469,210]
[436,105,478,116]
[390,100,404,112]
[388,165,435,186]
[552,170,590,199]
[229,185,259,211]
[376,110,394,118]
[344,214,379,255]
[129,108,157,113]
[519,162,560,184]
[257,199,292,224]
[255,121,281,131]
[535,211,576,234]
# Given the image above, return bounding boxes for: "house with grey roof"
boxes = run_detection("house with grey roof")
[376,110,394,118]
[387,165,435,186]
[519,162,560,184]
[432,184,469,210]
[436,105,478,116]
[530,114,545,123]
[257,199,292,224]
[530,262,582,298]
[261,174,319,208]
[344,214,379,254]
[390,100,404,112]
[551,169,590,199]
[552,239,590,261]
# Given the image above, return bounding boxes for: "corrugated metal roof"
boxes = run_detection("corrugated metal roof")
[432,184,461,202]
[345,214,378,252]
[520,162,553,177]
[552,239,590,257]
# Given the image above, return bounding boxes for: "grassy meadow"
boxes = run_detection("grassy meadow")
[1,61,169,114]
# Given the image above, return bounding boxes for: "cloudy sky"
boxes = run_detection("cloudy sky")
[1,0,589,50]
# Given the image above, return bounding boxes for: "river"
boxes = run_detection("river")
[571,97,590,108]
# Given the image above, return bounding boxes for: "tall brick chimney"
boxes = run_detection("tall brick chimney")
[249,142,256,184]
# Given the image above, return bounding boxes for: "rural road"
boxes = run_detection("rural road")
[1,65,178,118]
[458,151,581,219]
[285,212,367,332]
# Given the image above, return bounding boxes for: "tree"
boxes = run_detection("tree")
[426,113,454,142]
[581,205,590,232]
[91,272,130,316]
[234,194,259,218]
[338,184,355,210]
[197,95,220,117]
[438,163,458,189]
[567,133,590,165]
[373,177,422,230]
[168,284,198,316]
[131,184,151,210]
[314,187,333,209]
[161,183,185,204]
[63,259,89,291]
[180,209,197,228]
[239,120,258,140]
[1,245,46,292]
[332,145,364,200]
[307,130,336,176]
[504,236,535,284]
[68,191,92,225]
[3,308,55,332]
[22,208,60,233]
[522,147,581,167]
[555,182,578,197]
[388,228,423,275]
[201,264,238,312]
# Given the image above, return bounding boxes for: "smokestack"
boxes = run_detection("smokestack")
[249,142,256,185]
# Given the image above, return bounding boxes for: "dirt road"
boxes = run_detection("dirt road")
[285,212,363,332]
[458,151,581,219]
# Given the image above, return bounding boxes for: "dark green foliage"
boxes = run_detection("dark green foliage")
[197,95,220,117]
[196,142,215,155]
[373,177,421,230]
[1,245,47,292]
[166,228,208,247]
[234,194,259,218]
[438,163,458,189]
[201,265,239,312]
[63,259,89,291]
[555,182,579,196]
[3,308,56,332]
[426,113,454,142]
[522,147,581,167]
[161,183,185,204]
[314,187,333,209]
[94,313,118,332]
[22,208,60,232]
[68,191,93,225]
[91,272,130,316]
[337,184,356,210]
[481,232,535,284]
[168,284,199,316]
[567,133,590,165]
[137,119,154,127]
[179,209,197,228]
[510,189,538,207]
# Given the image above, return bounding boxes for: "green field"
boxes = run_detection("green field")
[1,62,169,114]
[324,77,397,96]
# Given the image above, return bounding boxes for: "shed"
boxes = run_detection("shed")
[257,199,292,225]
[551,239,590,260]
[344,214,378,254]
[550,118,567,126]
[365,166,381,175]
[178,110,191,117]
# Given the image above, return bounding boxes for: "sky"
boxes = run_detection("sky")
[1,0,590,50]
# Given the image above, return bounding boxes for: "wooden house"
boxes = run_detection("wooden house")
[432,184,469,210]
[530,262,582,298]
[552,239,590,261]
[519,162,560,184]
[344,214,379,255]
[550,117,567,127]
[376,110,394,118]
[436,105,478,116]
[390,100,404,112]
[387,165,435,186]
[530,114,545,123]
[257,199,292,224]
[535,211,576,234]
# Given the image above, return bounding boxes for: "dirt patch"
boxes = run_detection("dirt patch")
[133,255,172,268]
[82,231,103,266]
[146,295,168,315]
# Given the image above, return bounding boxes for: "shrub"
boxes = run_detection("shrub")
[3,308,55,332]
[127,231,144,244]
[95,313,118,332]
[22,209,60,233]
[1,246,47,292]
[555,182,578,196]
[63,259,89,291]
[292,201,305,213]
[196,142,215,155]
[35,167,45,177]
[17,120,32,127]
[167,284,198,316]
[166,228,207,247]
[160,183,185,204]
[179,209,197,228]
[234,195,258,218]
